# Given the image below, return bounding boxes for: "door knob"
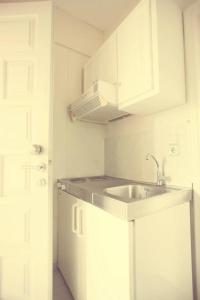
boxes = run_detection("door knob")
[31,144,43,155]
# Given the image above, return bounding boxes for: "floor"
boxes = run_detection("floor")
[54,269,74,300]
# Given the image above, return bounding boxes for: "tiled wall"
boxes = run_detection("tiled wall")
[105,104,195,187]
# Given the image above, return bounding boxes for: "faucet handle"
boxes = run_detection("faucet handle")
[158,174,171,186]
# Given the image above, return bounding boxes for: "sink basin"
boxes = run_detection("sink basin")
[59,176,192,220]
[104,184,170,202]
[92,183,191,220]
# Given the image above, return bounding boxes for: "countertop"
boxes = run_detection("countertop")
[57,176,192,220]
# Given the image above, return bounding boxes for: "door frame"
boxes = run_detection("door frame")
[184,2,200,299]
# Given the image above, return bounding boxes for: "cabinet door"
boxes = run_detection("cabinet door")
[97,33,117,86]
[135,203,193,300]
[76,198,87,300]
[83,33,117,91]
[58,192,87,300]
[83,57,97,92]
[58,191,78,297]
[86,204,133,300]
[117,0,157,107]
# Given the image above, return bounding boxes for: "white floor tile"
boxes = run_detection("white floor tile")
[54,270,74,300]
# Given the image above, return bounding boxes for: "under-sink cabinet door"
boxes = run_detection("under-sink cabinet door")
[86,204,133,300]
[134,203,193,300]
[58,191,87,300]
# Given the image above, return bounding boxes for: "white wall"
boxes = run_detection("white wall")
[105,3,200,298]
[54,6,104,56]
[53,7,105,264]
[105,105,194,186]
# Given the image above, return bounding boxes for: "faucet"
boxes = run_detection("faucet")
[146,153,166,186]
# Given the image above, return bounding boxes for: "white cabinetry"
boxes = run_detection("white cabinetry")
[86,204,133,300]
[83,33,117,91]
[135,203,193,300]
[58,191,193,300]
[86,202,193,300]
[58,191,87,300]
[117,0,185,115]
[83,0,186,116]
[117,0,157,112]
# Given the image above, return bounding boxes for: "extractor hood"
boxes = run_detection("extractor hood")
[68,80,129,124]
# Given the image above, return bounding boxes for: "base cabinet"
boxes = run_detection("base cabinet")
[135,203,193,300]
[86,204,133,300]
[58,191,87,300]
[58,191,193,300]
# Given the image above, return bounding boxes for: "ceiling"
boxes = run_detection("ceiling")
[53,0,196,31]
[53,0,138,31]
[0,0,197,31]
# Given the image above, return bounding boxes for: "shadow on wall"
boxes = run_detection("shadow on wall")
[190,189,200,299]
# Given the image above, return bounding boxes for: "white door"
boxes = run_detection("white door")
[0,2,53,300]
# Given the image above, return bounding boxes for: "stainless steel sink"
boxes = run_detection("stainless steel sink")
[58,176,192,220]
[104,184,171,201]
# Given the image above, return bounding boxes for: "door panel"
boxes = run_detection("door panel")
[83,57,96,92]
[135,204,193,300]
[1,154,31,196]
[58,192,78,297]
[4,59,34,99]
[83,33,117,91]
[0,58,35,101]
[0,17,35,51]
[58,192,87,300]
[86,204,132,300]
[0,2,52,300]
[76,199,87,300]
[0,257,30,300]
[117,0,155,104]
[0,108,31,145]
[0,207,30,245]
[96,33,117,86]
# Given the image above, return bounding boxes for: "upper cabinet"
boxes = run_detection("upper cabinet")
[117,0,186,115]
[117,0,157,112]
[83,0,186,116]
[83,33,117,91]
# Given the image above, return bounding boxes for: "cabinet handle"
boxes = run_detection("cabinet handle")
[72,204,78,234]
[77,207,83,237]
